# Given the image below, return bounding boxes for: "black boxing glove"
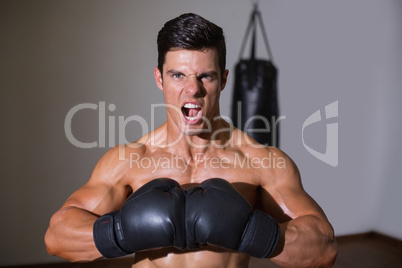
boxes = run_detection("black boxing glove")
[185,178,279,258]
[93,178,186,258]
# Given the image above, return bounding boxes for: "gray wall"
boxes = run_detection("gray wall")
[1,0,401,266]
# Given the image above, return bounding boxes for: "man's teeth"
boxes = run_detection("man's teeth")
[184,110,202,120]
[183,103,200,109]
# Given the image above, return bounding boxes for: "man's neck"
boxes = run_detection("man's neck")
[163,117,233,161]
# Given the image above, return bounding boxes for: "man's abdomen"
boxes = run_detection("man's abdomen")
[132,246,251,268]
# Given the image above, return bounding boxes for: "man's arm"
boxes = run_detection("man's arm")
[44,146,130,262]
[261,148,337,268]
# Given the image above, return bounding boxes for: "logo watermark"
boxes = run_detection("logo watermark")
[302,101,338,167]
[64,101,283,149]
[129,151,286,173]
[64,100,338,167]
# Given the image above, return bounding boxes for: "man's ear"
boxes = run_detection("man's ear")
[221,69,229,91]
[154,67,163,91]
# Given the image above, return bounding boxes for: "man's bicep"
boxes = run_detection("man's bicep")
[61,147,130,216]
[274,184,327,220]
[61,181,125,217]
[260,152,327,222]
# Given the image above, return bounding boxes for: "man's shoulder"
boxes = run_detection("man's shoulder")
[230,130,297,177]
[94,144,145,170]
[114,128,163,158]
[231,128,276,156]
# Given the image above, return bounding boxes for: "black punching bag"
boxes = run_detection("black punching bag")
[231,5,280,147]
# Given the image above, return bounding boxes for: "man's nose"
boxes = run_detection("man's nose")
[184,75,202,96]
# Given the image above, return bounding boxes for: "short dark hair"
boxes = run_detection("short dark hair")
[157,13,226,77]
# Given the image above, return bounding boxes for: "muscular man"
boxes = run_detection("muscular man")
[45,13,337,267]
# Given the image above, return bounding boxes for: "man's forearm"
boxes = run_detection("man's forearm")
[270,215,337,268]
[45,206,102,262]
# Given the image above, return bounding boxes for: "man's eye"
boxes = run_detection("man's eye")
[172,73,183,79]
[201,75,214,81]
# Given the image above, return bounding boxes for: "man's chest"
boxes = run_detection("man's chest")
[124,152,263,206]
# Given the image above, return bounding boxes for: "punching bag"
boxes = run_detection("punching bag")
[231,5,280,147]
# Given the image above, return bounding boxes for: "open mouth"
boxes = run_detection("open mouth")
[181,102,202,123]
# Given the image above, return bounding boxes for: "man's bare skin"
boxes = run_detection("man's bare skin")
[45,48,337,267]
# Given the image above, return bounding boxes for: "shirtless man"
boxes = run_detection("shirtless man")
[45,13,337,268]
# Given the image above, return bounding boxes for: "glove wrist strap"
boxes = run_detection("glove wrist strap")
[238,210,280,258]
[93,211,129,258]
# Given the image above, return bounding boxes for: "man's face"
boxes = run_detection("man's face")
[154,48,228,136]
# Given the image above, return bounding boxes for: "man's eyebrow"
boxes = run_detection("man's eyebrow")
[166,69,183,75]
[165,70,218,77]
[199,71,218,77]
